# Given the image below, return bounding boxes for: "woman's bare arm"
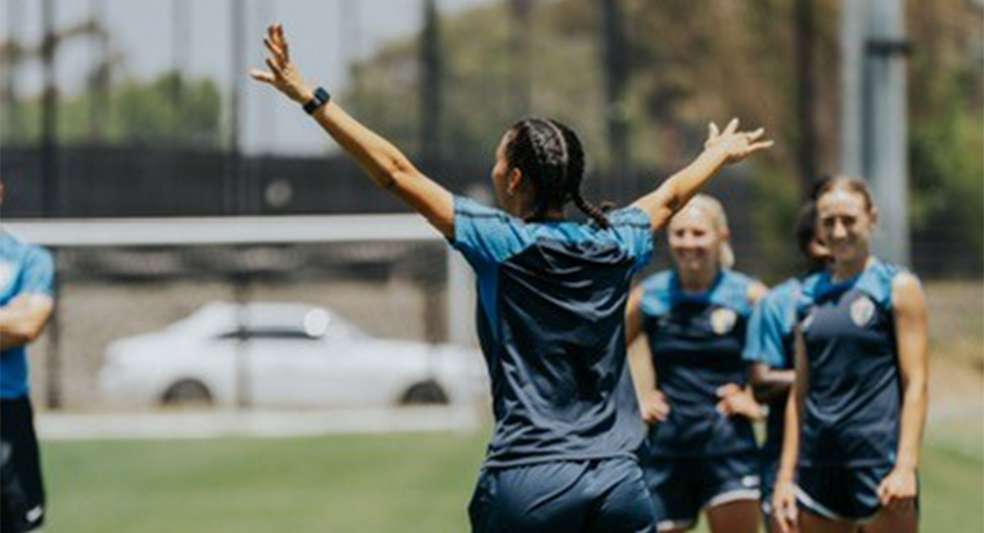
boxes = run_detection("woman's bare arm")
[250,24,454,238]
[631,119,773,231]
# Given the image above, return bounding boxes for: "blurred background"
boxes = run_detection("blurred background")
[0,1,981,531]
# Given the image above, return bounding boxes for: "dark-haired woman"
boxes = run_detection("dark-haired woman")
[743,200,829,533]
[626,195,768,533]
[251,24,772,532]
[772,177,928,533]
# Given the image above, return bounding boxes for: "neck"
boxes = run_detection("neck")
[678,266,719,293]
[831,254,873,282]
[521,206,566,221]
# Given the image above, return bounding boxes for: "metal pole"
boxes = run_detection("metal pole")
[172,0,189,139]
[227,0,245,215]
[446,250,474,346]
[863,0,910,265]
[840,0,865,178]
[601,0,630,203]
[420,0,443,163]
[4,0,24,142]
[233,271,251,409]
[87,0,107,142]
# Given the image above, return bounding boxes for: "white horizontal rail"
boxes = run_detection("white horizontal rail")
[2,214,443,247]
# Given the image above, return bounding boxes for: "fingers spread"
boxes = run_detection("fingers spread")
[724,117,739,134]
[264,38,285,64]
[708,121,720,140]
[249,69,275,84]
[749,140,775,152]
[265,58,283,78]
[747,127,765,141]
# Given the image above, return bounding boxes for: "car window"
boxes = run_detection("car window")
[216,327,319,341]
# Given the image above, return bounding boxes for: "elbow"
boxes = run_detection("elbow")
[381,157,419,189]
[7,322,46,345]
[904,375,929,405]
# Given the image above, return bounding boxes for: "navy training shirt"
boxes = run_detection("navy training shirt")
[637,269,759,458]
[796,260,905,468]
[0,232,55,399]
[742,277,800,461]
[450,196,654,468]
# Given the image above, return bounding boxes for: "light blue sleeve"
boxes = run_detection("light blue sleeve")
[608,207,654,274]
[20,246,54,297]
[742,294,788,368]
[450,196,532,274]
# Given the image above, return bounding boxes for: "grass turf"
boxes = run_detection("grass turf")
[39,417,982,533]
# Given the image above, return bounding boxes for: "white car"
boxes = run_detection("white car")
[99,302,489,409]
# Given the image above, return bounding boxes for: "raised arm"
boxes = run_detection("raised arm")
[631,119,773,230]
[877,273,928,508]
[250,24,454,238]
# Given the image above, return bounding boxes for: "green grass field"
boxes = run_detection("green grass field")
[37,281,984,532]
[39,417,983,533]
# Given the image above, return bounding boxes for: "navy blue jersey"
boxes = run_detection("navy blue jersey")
[796,260,905,468]
[0,232,55,399]
[742,277,800,460]
[450,196,653,468]
[638,269,759,458]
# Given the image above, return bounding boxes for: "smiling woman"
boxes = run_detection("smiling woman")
[626,195,768,533]
[772,177,929,533]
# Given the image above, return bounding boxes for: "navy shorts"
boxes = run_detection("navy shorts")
[1,397,46,533]
[468,457,657,533]
[643,451,760,531]
[795,464,902,523]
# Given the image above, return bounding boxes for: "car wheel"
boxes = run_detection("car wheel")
[162,379,213,407]
[400,381,449,405]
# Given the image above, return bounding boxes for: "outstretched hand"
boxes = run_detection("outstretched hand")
[704,118,774,164]
[249,24,314,104]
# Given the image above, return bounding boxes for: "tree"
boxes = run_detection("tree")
[2,71,222,148]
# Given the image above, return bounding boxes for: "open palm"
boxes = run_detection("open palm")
[249,24,313,104]
[704,118,774,164]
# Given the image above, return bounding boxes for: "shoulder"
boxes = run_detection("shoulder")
[607,206,652,230]
[24,244,53,268]
[716,270,761,315]
[890,270,924,311]
[796,271,824,312]
[858,259,909,308]
[641,270,673,293]
[757,277,798,313]
[454,195,514,222]
[639,270,674,316]
[1,233,51,267]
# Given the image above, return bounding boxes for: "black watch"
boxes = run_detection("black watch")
[303,87,331,114]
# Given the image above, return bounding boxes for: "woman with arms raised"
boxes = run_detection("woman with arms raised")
[251,24,772,533]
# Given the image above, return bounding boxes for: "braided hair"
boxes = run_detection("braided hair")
[504,118,610,228]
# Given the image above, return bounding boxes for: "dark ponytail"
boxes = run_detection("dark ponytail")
[504,117,610,228]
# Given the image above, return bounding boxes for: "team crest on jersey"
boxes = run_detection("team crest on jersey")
[710,308,737,335]
[850,295,876,327]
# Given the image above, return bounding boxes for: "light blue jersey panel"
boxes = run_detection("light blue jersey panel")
[743,277,801,369]
[0,232,55,399]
